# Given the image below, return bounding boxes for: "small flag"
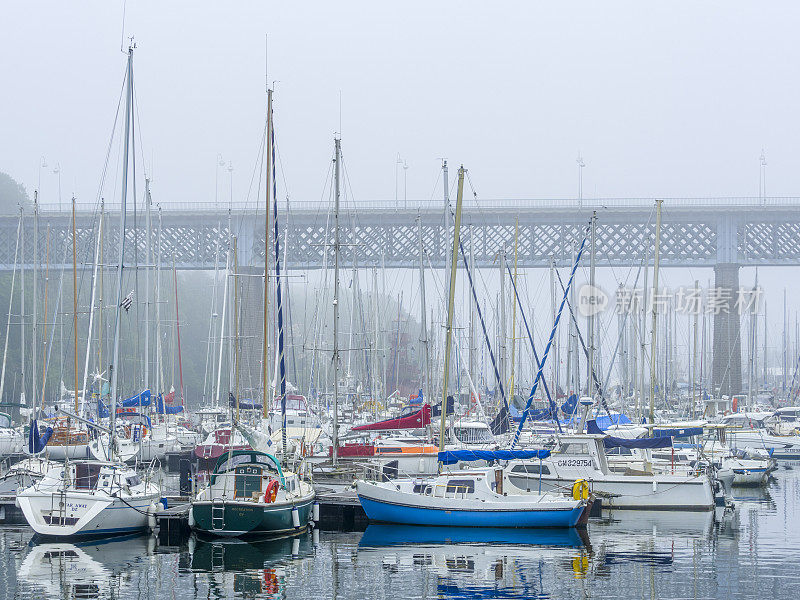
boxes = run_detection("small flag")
[120,290,134,312]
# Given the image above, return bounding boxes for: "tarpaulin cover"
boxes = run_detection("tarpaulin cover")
[121,389,151,407]
[352,404,431,431]
[431,397,455,417]
[157,395,184,415]
[27,419,53,454]
[602,435,672,449]
[489,404,510,435]
[228,393,262,410]
[653,427,704,438]
[438,448,551,465]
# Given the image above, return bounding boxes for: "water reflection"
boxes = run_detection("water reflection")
[18,533,154,599]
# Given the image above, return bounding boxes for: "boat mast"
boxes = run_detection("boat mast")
[262,89,273,420]
[155,206,163,398]
[332,136,342,466]
[417,213,431,405]
[691,279,699,419]
[32,194,38,416]
[109,44,135,455]
[19,208,25,409]
[71,196,79,413]
[439,166,465,454]
[80,201,102,417]
[587,211,597,397]
[648,199,663,424]
[144,178,152,392]
[214,223,230,409]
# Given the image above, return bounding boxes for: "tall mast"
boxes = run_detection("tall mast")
[332,136,342,466]
[214,226,230,408]
[172,254,184,408]
[262,88,273,419]
[155,206,163,397]
[19,208,25,409]
[144,178,152,391]
[32,194,38,415]
[692,279,699,419]
[417,214,431,404]
[71,196,79,413]
[439,166,465,454]
[81,207,103,416]
[468,226,475,393]
[648,199,663,424]
[499,250,507,399]
[109,45,135,452]
[587,211,597,397]
[509,222,520,401]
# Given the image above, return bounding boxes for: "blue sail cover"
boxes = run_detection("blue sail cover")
[438,448,551,465]
[98,399,110,418]
[121,389,151,407]
[602,435,672,449]
[156,394,184,415]
[228,393,262,410]
[653,426,704,438]
[27,419,53,454]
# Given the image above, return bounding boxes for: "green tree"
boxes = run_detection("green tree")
[0,171,30,213]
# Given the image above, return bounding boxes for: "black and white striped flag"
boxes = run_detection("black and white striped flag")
[120,290,134,312]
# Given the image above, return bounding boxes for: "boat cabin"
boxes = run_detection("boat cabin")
[204,450,300,502]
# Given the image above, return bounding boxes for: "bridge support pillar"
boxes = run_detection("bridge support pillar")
[711,263,743,397]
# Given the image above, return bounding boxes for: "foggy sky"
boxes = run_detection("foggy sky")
[2,1,799,207]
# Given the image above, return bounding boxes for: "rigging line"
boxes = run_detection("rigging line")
[503,261,561,432]
[94,71,127,207]
[457,237,509,420]
[554,267,612,420]
[512,220,591,448]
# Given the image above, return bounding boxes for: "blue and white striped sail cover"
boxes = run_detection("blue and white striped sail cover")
[438,449,551,465]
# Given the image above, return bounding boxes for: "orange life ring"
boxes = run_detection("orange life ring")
[263,479,279,503]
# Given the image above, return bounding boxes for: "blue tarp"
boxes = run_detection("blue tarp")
[561,394,578,415]
[438,448,551,465]
[27,419,53,454]
[602,436,672,449]
[121,389,151,407]
[156,395,184,415]
[653,426,704,438]
[228,393,262,410]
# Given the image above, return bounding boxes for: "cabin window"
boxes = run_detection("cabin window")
[445,479,475,494]
[558,443,589,455]
[75,463,101,490]
[234,465,263,498]
[510,464,550,475]
[126,475,141,487]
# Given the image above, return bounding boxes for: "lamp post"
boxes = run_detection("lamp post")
[759,149,767,206]
[576,154,585,210]
[52,162,62,212]
[38,156,47,197]
[215,154,225,208]
[227,161,234,209]
[395,153,403,211]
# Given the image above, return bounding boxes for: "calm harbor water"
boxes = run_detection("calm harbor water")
[1,465,798,600]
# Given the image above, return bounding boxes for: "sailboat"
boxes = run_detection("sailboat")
[356,166,589,528]
[190,87,314,537]
[17,45,162,538]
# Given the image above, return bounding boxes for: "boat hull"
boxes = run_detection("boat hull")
[192,495,315,537]
[358,495,585,527]
[507,474,715,510]
[17,490,159,537]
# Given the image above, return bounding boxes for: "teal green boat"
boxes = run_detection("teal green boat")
[190,450,315,537]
